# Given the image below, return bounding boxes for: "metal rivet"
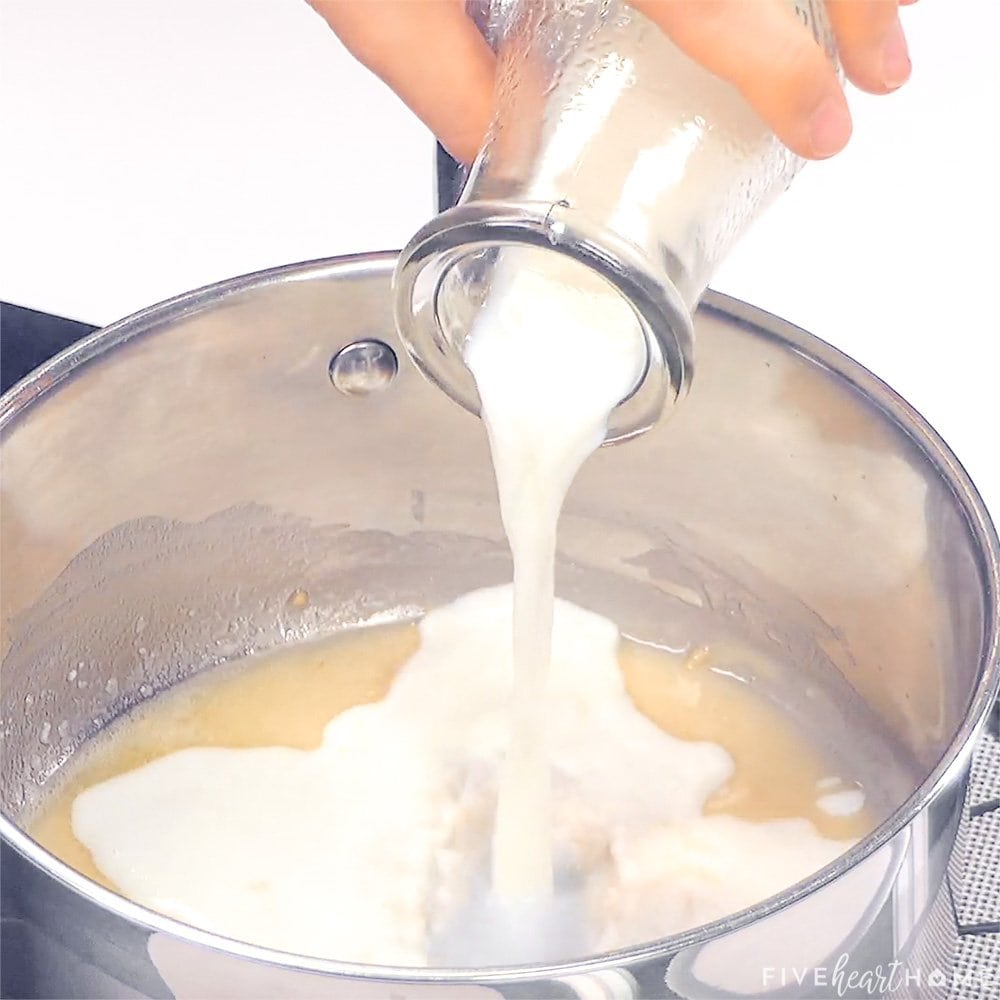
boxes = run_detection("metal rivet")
[328,340,398,395]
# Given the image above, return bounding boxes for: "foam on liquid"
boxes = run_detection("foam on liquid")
[39,249,869,965]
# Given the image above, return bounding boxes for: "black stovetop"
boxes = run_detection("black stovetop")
[1,302,98,394]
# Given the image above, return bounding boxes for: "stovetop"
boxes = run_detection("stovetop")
[1,303,99,393]
[0,302,996,998]
[950,704,1000,999]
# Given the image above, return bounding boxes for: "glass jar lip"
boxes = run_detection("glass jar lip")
[392,198,694,444]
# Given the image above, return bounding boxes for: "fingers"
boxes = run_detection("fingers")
[633,0,852,159]
[312,0,913,166]
[826,1,911,94]
[308,0,495,163]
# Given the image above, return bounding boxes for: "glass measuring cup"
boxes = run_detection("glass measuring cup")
[394,0,836,442]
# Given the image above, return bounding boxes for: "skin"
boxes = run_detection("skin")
[308,0,916,162]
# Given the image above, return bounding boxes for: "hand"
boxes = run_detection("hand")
[309,0,914,162]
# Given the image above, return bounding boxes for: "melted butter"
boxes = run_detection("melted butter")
[619,640,865,841]
[29,622,420,891]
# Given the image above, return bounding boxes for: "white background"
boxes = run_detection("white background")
[2,0,998,517]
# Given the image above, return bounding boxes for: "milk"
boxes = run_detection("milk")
[465,248,647,902]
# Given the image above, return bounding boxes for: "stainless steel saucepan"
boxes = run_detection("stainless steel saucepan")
[1,252,997,998]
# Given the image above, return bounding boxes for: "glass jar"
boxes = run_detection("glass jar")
[393,0,835,442]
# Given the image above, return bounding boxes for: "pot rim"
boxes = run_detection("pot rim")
[2,250,998,983]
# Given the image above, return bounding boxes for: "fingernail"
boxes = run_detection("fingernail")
[882,19,911,90]
[808,97,852,159]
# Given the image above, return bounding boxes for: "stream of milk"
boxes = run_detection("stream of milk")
[464,250,648,902]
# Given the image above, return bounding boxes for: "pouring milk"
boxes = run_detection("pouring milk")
[465,248,647,902]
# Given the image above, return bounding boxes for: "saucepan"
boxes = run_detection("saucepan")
[1,251,997,999]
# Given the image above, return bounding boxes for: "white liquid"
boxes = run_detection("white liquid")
[464,250,647,902]
[71,585,853,964]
